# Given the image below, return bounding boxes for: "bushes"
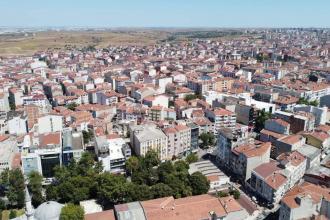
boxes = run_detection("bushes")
[217,189,240,199]
[60,204,84,220]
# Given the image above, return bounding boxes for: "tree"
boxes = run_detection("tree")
[143,150,160,169]
[184,94,198,102]
[28,171,44,207]
[297,97,309,105]
[127,184,153,202]
[9,103,16,111]
[309,100,319,107]
[131,170,149,185]
[255,109,271,132]
[77,152,96,176]
[150,183,173,198]
[229,189,241,199]
[199,132,215,148]
[174,160,189,172]
[189,172,210,195]
[60,203,84,220]
[0,198,6,210]
[0,168,10,186]
[57,176,91,204]
[164,173,192,198]
[96,173,129,207]
[82,130,94,144]
[9,209,17,219]
[7,169,25,208]
[125,156,140,175]
[45,185,58,201]
[297,97,319,107]
[66,102,78,111]
[185,153,198,164]
[49,153,100,204]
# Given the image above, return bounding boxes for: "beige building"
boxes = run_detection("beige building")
[163,124,191,158]
[130,124,168,160]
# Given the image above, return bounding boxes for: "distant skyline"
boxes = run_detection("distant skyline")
[1,0,330,28]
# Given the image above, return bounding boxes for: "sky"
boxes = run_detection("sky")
[0,0,329,28]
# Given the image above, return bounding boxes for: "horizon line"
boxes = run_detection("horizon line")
[1,26,330,30]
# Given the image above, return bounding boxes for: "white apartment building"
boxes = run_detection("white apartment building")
[37,114,63,134]
[250,151,306,204]
[21,132,62,179]
[293,105,328,126]
[279,182,330,220]
[0,93,10,112]
[7,112,28,135]
[96,135,130,174]
[205,108,236,135]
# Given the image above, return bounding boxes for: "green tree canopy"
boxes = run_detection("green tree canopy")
[189,172,210,195]
[7,169,25,208]
[255,109,271,132]
[184,94,198,102]
[217,191,229,198]
[28,171,44,207]
[96,173,129,207]
[60,203,85,220]
[143,150,160,169]
[199,132,215,148]
[82,130,94,144]
[185,153,198,164]
[150,183,173,198]
[229,189,241,199]
[125,156,140,174]
[66,102,78,111]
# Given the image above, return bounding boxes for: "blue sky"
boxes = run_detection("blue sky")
[0,0,329,28]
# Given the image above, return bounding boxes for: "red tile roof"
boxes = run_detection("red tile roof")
[84,210,115,220]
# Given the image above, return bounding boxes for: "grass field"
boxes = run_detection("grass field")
[0,30,169,56]
[0,29,250,56]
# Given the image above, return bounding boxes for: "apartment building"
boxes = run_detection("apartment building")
[205,108,236,135]
[96,135,130,174]
[231,141,271,182]
[250,151,306,204]
[130,124,168,160]
[163,124,191,158]
[279,182,330,220]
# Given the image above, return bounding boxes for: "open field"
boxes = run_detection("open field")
[0,30,169,56]
[0,29,252,56]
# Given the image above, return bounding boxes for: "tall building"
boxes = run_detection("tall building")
[95,134,130,174]
[163,124,191,158]
[130,124,168,160]
[205,108,236,135]
[0,92,10,112]
[21,132,62,179]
